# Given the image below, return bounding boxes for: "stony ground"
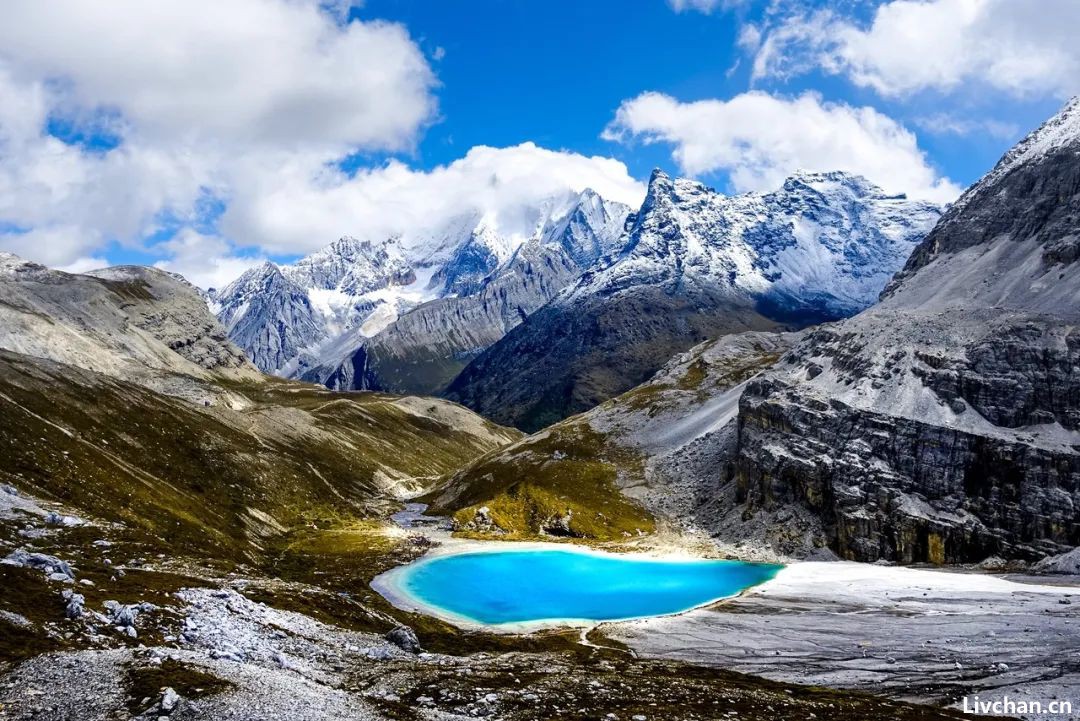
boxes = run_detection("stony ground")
[0,489,1062,721]
[604,563,1080,718]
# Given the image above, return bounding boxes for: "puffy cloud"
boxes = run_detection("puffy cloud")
[0,1,647,288]
[751,0,1080,98]
[0,0,437,280]
[219,142,646,257]
[0,0,436,152]
[604,90,960,203]
[153,229,266,291]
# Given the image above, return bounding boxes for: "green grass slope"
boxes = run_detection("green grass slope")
[426,331,797,541]
[0,349,519,562]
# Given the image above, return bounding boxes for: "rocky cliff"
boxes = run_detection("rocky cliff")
[734,99,1080,563]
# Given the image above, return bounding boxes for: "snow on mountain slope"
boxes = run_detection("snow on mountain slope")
[446,170,941,430]
[581,169,941,319]
[428,330,801,542]
[736,98,1080,564]
[213,189,633,388]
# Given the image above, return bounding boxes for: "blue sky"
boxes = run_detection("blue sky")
[0,0,1076,287]
[358,0,1055,187]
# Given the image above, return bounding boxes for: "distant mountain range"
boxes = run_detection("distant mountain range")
[211,188,632,394]
[445,169,941,430]
[213,170,941,427]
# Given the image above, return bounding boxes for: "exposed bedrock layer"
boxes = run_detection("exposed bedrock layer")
[734,99,1080,563]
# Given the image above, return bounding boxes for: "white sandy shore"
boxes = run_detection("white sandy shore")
[606,561,1080,717]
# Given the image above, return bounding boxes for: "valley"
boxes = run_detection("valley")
[2,84,1080,721]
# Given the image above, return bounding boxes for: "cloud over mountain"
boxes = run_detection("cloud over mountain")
[604,90,960,203]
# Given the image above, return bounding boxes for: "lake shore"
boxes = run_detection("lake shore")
[391,505,1080,718]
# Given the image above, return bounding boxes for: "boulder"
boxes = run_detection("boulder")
[1034,547,1080,575]
[2,548,75,580]
[385,625,421,654]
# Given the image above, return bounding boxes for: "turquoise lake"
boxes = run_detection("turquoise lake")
[382,549,782,627]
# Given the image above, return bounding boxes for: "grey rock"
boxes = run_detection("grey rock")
[45,511,81,527]
[1034,547,1080,574]
[104,600,138,628]
[160,687,179,713]
[3,548,75,580]
[61,590,85,619]
[385,625,421,653]
[734,99,1080,563]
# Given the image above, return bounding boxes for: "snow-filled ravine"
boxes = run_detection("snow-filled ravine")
[373,545,781,631]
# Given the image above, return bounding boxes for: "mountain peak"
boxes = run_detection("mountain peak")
[883,98,1080,301]
[0,251,41,274]
[781,169,888,198]
[647,167,672,184]
[969,96,1080,195]
[218,260,283,296]
[0,252,68,282]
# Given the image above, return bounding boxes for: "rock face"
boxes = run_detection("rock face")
[0,254,255,384]
[446,170,941,431]
[214,262,325,374]
[212,191,632,394]
[735,98,1080,563]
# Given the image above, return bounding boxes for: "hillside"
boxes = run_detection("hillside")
[735,98,1080,564]
[427,331,799,544]
[0,256,520,564]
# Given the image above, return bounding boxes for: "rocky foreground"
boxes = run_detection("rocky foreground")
[0,487,1007,721]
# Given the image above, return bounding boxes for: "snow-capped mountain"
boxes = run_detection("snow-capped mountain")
[736,97,1080,563]
[212,189,633,387]
[213,262,326,374]
[577,169,941,318]
[445,170,942,430]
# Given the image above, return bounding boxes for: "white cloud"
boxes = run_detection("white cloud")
[751,0,1080,98]
[153,229,267,291]
[220,142,646,257]
[0,0,435,152]
[603,90,960,203]
[667,0,726,13]
[736,24,763,53]
[913,113,1019,140]
[55,256,110,275]
[0,1,648,289]
[0,0,437,281]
